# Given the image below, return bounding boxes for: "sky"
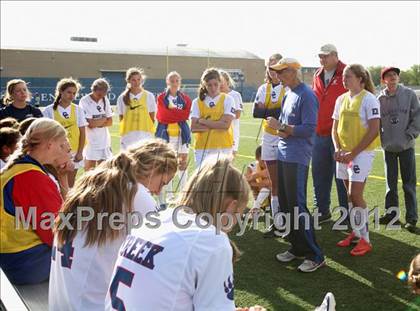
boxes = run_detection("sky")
[1,1,419,69]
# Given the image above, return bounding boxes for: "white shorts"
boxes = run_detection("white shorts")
[194,148,232,168]
[169,136,189,154]
[71,152,84,170]
[84,146,113,161]
[121,131,153,150]
[261,132,279,161]
[336,151,375,182]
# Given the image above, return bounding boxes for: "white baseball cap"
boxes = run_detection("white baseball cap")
[318,44,338,55]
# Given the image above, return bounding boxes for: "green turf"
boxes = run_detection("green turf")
[108,103,420,311]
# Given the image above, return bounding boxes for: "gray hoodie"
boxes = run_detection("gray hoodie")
[378,85,420,152]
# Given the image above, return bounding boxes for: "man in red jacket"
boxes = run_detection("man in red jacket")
[312,44,348,223]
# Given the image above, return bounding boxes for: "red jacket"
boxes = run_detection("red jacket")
[312,60,347,136]
[156,91,192,124]
[12,171,62,246]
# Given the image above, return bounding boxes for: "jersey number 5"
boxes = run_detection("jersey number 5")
[109,266,134,311]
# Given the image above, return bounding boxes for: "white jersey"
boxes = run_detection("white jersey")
[49,183,159,311]
[105,208,235,311]
[116,91,156,117]
[43,104,88,128]
[79,94,113,150]
[229,90,243,152]
[191,93,236,119]
[253,83,285,107]
[229,90,243,114]
[332,91,381,126]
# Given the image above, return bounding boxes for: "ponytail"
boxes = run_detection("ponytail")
[55,139,178,248]
[364,69,376,94]
[53,94,61,110]
[198,85,207,101]
[122,88,131,106]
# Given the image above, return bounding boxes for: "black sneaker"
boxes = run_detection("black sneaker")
[404,222,417,233]
[379,213,401,225]
[318,213,332,224]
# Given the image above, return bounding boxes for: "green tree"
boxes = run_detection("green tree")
[399,65,420,86]
[399,70,412,85]
[407,64,420,85]
[367,66,382,86]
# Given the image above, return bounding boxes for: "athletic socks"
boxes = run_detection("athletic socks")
[359,208,370,243]
[349,202,361,238]
[271,195,279,218]
[253,187,271,210]
[350,203,370,242]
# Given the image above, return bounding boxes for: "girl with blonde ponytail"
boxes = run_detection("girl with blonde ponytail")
[106,158,267,310]
[191,68,236,167]
[333,64,381,256]
[0,118,71,285]
[49,139,178,311]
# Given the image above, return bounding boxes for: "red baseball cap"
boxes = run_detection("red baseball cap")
[381,67,400,80]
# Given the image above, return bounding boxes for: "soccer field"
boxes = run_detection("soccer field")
[108,103,420,311]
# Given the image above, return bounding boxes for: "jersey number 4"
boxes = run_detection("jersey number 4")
[109,266,134,311]
[52,240,74,269]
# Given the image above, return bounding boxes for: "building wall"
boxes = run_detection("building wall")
[1,49,318,105]
[1,49,269,104]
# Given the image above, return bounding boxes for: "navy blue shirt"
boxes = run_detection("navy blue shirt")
[0,104,43,122]
[277,83,319,166]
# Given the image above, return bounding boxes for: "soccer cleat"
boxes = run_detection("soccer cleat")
[315,292,336,311]
[350,238,372,256]
[297,259,326,273]
[336,232,357,247]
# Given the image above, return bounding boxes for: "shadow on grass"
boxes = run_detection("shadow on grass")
[231,221,419,311]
